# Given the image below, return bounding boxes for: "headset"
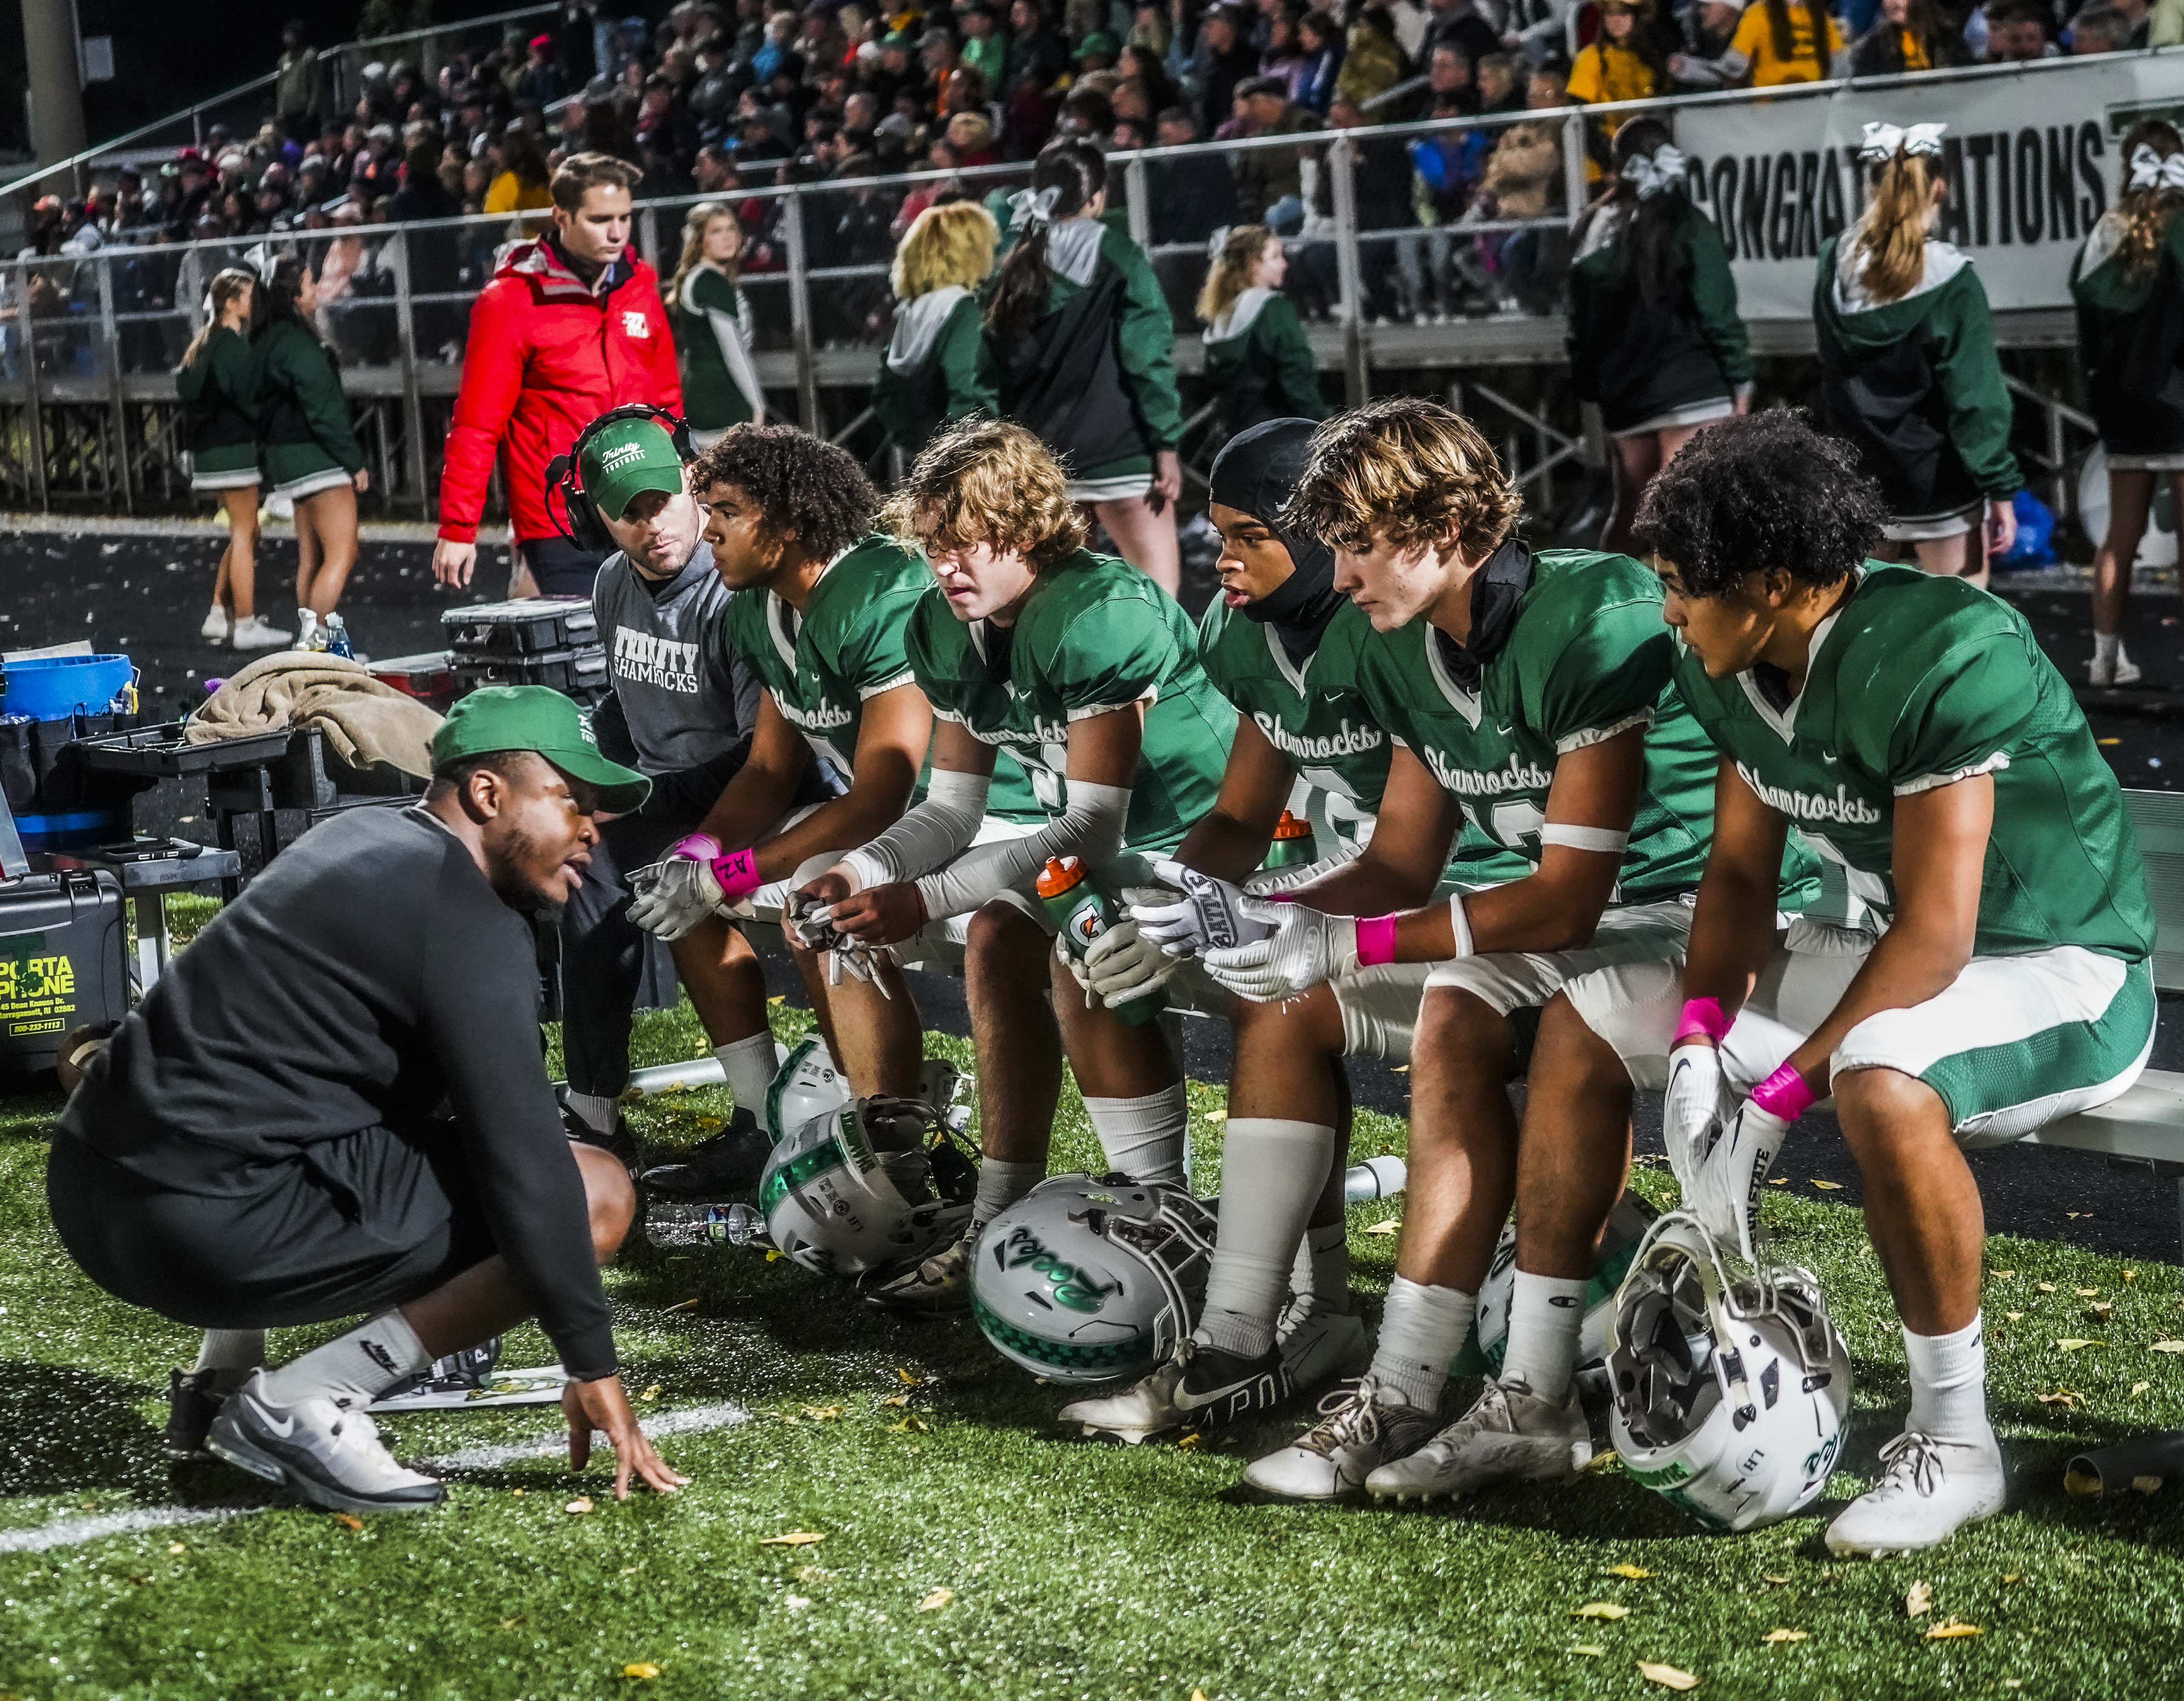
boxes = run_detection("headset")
[544,403,698,553]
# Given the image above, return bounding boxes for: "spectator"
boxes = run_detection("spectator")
[671,201,766,444]
[1199,224,1325,436]
[1570,1,1669,119]
[1984,0,2059,55]
[1425,0,1501,68]
[1194,4,1263,135]
[1334,7,1408,111]
[959,2,1011,91]
[1852,0,1970,72]
[876,200,1001,455]
[1476,51,1524,114]
[1673,0,1747,83]
[2071,6,2135,50]
[1294,12,1346,112]
[274,21,327,132]
[1674,0,1849,85]
[1147,105,1242,248]
[1233,76,1324,225]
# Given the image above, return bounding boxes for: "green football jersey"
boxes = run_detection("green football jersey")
[1674,563,2155,959]
[904,550,1237,856]
[1322,546,1720,905]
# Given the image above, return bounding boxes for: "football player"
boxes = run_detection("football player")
[798,418,1236,1311]
[1642,410,2155,1554]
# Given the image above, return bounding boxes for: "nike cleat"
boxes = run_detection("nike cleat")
[207,1372,444,1515]
[1059,1337,1293,1445]
[1365,1377,1592,1503]
[863,1233,973,1315]
[1241,1376,1440,1502]
[640,1107,772,1198]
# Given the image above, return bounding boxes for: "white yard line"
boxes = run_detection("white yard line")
[0,1505,251,1554]
[417,1400,750,1474]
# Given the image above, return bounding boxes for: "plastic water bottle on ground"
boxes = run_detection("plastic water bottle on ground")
[646,1200,766,1248]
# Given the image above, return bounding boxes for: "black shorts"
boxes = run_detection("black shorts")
[518,535,610,599]
[47,1124,496,1331]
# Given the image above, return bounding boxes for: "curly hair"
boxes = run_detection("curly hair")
[1282,397,1521,559]
[1631,410,1885,596]
[880,418,1089,567]
[687,424,877,560]
[892,200,999,300]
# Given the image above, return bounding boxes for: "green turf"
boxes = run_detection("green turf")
[5,991,2184,1700]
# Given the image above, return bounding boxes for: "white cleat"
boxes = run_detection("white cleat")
[1366,1377,1592,1503]
[1275,1293,1371,1392]
[206,1371,444,1514]
[1824,1428,2007,1557]
[863,1233,972,1315]
[1240,1376,1440,1502]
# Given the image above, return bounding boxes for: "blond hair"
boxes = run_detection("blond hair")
[2116,119,2184,283]
[945,111,994,152]
[892,200,999,300]
[1197,224,1273,327]
[881,418,1090,568]
[1284,398,1521,558]
[670,200,742,304]
[179,267,257,372]
[1850,150,1938,306]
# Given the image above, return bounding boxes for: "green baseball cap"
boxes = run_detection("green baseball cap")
[578,415,688,522]
[431,686,652,814]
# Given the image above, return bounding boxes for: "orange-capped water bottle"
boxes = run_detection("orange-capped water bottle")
[1036,855,1167,1026]
[1260,808,1319,873]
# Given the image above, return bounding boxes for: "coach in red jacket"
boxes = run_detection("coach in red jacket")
[432,152,683,597]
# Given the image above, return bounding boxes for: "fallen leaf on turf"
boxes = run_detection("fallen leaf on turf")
[1582,1449,1623,1475]
[1192,1690,1210,1701]
[2002,1574,2021,1585]
[2076,1286,2101,1297]
[2064,1466,2103,1497]
[802,1405,843,1420]
[765,1249,784,1262]
[2068,1213,2095,1221]
[1574,1601,1630,1619]
[2089,1303,2117,1320]
[2125,1270,2138,1282]
[2037,1281,2058,1293]
[1766,1177,1788,1186]
[767,995,785,1006]
[1762,1629,1808,1644]
[759,1531,826,1547]
[2134,1475,2164,1496]
[621,1566,639,1576]
[1762,1574,1792,1586]
[622,1662,661,1679]
[565,1497,594,1516]
[2151,1341,2184,1354]
[918,1587,956,1611]
[1606,1563,1652,1579]
[2055,1339,2101,1351]
[1364,1219,1402,1234]
[1809,1179,1842,1190]
[2133,1381,2153,1396]
[881,1393,911,1407]
[333,1513,363,1532]
[661,1297,700,1314]
[167,1543,185,1556]
[498,1616,526,1630]
[1993,1269,2016,1279]
[1202,1109,1227,1124]
[893,1414,930,1433]
[1178,1432,1203,1449]
[1925,1621,1982,1640]
[2005,1312,2025,1322]
[1905,1580,1934,1617]
[785,1594,811,1610]
[1571,1644,1606,1657]
[640,1385,660,1402]
[1637,1660,1699,1690]
[896,1367,923,1385]
[2037,1388,2081,1408]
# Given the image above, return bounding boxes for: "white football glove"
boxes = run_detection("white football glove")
[1199,899,1358,1002]
[1130,859,1274,958]
[1243,853,1347,896]
[627,854,725,942]
[1686,1096,1789,1263]
[1662,1042,1726,1200]
[1083,896,1181,1009]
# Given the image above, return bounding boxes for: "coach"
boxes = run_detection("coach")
[432,152,683,598]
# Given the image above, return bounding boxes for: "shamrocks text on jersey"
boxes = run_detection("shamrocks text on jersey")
[905,550,1236,855]
[1674,563,2155,959]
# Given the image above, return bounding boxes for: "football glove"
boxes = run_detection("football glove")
[1662,1042,1726,1199]
[1199,899,1358,1002]
[1082,896,1181,1009]
[628,854,725,942]
[1131,858,1276,957]
[1686,1095,1788,1263]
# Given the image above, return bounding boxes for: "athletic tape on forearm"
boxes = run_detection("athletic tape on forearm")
[1675,996,1730,1047]
[1449,890,1474,959]
[913,779,1132,922]
[836,769,991,891]
[1752,1061,1817,1121]
[1540,823,1630,854]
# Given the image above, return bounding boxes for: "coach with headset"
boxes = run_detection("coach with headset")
[552,408,821,1170]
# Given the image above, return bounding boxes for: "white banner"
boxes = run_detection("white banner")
[1668,53,2184,319]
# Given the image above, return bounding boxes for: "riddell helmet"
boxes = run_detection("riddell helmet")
[971,1175,1217,1385]
[763,1035,852,1140]
[759,1096,974,1277]
[1606,1212,1853,1533]
[1466,1189,1658,1382]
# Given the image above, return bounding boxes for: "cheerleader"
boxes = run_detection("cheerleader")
[1815,122,2020,586]
[875,200,1000,461]
[2071,120,2184,686]
[1198,224,1326,441]
[177,267,287,651]
[1566,121,1751,553]
[670,201,765,448]
[982,137,1187,592]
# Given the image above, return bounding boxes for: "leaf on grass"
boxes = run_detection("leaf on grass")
[767,995,786,1006]
[2133,1380,2153,1397]
[2037,1389,2083,1410]
[896,1367,924,1385]
[1637,1660,1699,1690]
[893,1414,931,1433]
[758,1530,826,1547]
[497,1616,526,1630]
[622,1662,661,1680]
[2089,1303,2117,1320]
[640,1385,661,1402]
[2076,1286,2101,1297]
[565,1497,595,1516]
[1177,1432,1204,1450]
[2133,1475,2165,1496]
[333,1513,364,1532]
[2068,1213,2095,1222]
[661,1297,700,1314]
[2037,1281,2058,1294]
[802,1405,844,1420]
[917,1587,956,1611]
[1606,1563,1652,1579]
[2125,1269,2138,1283]
[1762,1574,1792,1587]
[1192,1690,1211,1701]
[1582,1449,1623,1475]
[167,1542,186,1556]
[1766,1177,1788,1186]
[2005,1312,2025,1322]
[2054,1339,2101,1351]
[880,1393,911,1407]
[1992,1269,2016,1280]
[2064,1466,2103,1498]
[1571,1644,1606,1657]
[1809,1179,1843,1191]
[1761,1629,1808,1644]
[1905,1580,1934,1617]
[1574,1601,1631,1620]
[2150,1340,2184,1354]
[2001,1574,2022,1586]
[785,1594,811,1611]
[1925,1620,1982,1640]
[1363,1219,1402,1235]
[792,1564,831,1584]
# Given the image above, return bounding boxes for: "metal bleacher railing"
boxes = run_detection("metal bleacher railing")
[0,53,2162,522]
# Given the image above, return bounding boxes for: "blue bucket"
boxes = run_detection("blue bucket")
[1,654,136,719]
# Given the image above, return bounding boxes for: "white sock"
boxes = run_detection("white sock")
[2095,631,2121,667]
[566,1091,618,1136]
[1193,1119,1337,1358]
[194,1328,265,1394]
[1290,1220,1352,1311]
[1904,1314,1990,1446]
[1368,1275,1476,1411]
[715,1033,781,1129]
[1500,1269,1589,1402]
[1084,1085,1188,1186]
[258,1311,431,1411]
[970,1158,1046,1235]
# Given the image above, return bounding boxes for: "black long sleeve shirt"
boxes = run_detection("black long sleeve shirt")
[60,805,617,1380]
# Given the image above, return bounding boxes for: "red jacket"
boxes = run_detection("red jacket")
[436,237,683,545]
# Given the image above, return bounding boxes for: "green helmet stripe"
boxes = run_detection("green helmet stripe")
[972,1295,1143,1372]
[759,1141,850,1217]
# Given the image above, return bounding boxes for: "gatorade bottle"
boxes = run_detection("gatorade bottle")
[322,614,355,659]
[1260,809,1318,873]
[1037,855,1167,1027]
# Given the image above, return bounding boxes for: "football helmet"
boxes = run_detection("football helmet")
[971,1175,1218,1385]
[758,1096,976,1277]
[1606,1211,1852,1532]
[1462,1189,1657,1386]
[762,1035,852,1140]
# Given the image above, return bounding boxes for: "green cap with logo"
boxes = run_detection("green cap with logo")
[430,686,652,814]
[578,415,687,522]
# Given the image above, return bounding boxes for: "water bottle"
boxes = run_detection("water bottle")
[646,1200,766,1249]
[1259,809,1319,873]
[1037,855,1165,1026]
[322,614,354,659]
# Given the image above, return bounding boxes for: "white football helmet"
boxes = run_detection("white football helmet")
[971,1175,1218,1385]
[758,1096,974,1277]
[1464,1189,1658,1385]
[762,1035,852,1140]
[1606,1211,1852,1532]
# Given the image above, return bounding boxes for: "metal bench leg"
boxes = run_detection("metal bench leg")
[131,891,168,994]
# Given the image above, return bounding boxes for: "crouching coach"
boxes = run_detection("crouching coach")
[46,688,687,1514]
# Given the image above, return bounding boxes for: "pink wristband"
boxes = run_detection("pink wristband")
[709,846,764,900]
[1751,1061,1816,1121]
[1355,914,1399,968]
[1263,891,1297,905]
[1675,996,1731,1047]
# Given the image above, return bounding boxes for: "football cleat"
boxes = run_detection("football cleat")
[1058,1336,1290,1445]
[206,1373,445,1515]
[640,1107,772,1198]
[1823,1428,2006,1557]
[861,1231,974,1314]
[1240,1376,1440,1502]
[1275,1292,1372,1392]
[1365,1376,1592,1503]
[165,1368,227,1462]
[562,1104,641,1175]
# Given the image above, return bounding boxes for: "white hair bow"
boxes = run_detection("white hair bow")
[1621,144,1689,200]
[2128,143,2184,193]
[1206,224,1232,261]
[1008,185,1062,233]
[241,241,283,286]
[1859,121,1946,164]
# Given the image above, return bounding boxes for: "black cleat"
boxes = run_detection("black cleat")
[639,1107,772,1198]
[165,1368,227,1461]
[564,1105,643,1174]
